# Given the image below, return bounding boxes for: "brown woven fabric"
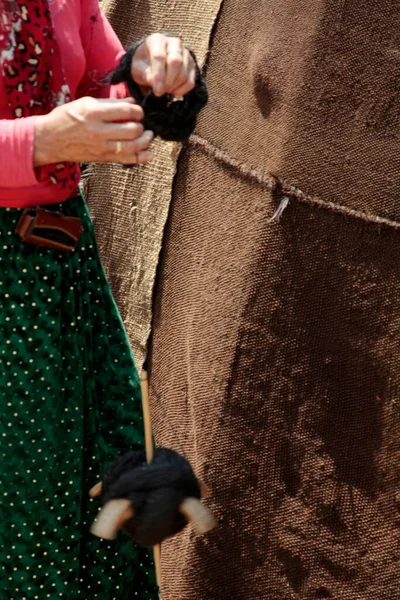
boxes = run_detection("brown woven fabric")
[147,1,400,598]
[86,0,400,598]
[84,0,222,370]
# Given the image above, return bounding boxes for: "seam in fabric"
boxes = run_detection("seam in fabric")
[189,134,400,231]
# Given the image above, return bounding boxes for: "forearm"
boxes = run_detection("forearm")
[78,1,125,99]
[33,114,59,168]
[0,117,39,187]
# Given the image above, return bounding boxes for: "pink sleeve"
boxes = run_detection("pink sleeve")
[0,117,39,187]
[78,0,129,99]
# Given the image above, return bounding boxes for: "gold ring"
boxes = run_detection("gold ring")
[115,140,122,155]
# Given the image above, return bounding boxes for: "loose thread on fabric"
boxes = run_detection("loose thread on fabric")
[189,134,400,231]
[268,196,290,223]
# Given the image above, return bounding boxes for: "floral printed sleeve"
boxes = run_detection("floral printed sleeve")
[77,0,128,99]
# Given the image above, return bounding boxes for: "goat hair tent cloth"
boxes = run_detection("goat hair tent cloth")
[85,1,400,599]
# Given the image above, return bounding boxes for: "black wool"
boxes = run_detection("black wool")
[100,448,202,548]
[110,42,208,142]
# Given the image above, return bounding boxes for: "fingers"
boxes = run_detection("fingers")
[131,35,197,98]
[108,147,153,166]
[104,129,154,164]
[106,147,153,166]
[119,149,153,166]
[153,37,196,96]
[97,99,144,123]
[145,33,168,96]
[103,121,145,141]
[135,150,153,165]
[67,97,144,123]
[129,129,154,152]
[171,50,196,97]
[164,37,184,92]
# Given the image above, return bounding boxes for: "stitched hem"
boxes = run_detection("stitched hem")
[189,134,400,231]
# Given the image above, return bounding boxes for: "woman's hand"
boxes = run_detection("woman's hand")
[33,97,154,168]
[130,33,196,97]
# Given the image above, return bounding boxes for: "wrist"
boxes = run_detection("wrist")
[33,113,58,167]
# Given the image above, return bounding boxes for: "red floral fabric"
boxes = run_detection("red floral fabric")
[0,0,78,192]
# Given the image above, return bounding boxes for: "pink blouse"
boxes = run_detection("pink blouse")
[0,0,127,208]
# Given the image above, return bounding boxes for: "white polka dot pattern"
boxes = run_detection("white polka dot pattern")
[0,195,157,598]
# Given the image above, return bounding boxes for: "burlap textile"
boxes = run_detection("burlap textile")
[84,0,222,370]
[86,1,400,599]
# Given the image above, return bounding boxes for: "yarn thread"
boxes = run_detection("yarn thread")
[111,41,208,142]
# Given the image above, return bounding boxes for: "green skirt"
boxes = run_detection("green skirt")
[0,194,157,599]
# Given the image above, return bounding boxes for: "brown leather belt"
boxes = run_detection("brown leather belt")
[15,207,83,252]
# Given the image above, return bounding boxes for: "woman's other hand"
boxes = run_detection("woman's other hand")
[33,97,154,167]
[130,33,196,98]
